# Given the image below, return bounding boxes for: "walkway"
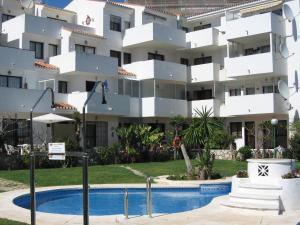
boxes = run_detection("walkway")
[0,185,299,225]
[0,178,28,192]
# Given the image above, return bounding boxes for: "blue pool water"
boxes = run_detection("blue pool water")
[14,183,231,216]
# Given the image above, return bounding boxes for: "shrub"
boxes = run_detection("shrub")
[236,170,248,178]
[290,132,300,160]
[238,146,252,161]
[282,169,300,179]
[92,143,120,165]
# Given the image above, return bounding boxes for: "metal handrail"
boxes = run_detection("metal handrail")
[124,188,129,219]
[146,177,152,218]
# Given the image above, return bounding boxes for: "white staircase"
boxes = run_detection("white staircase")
[222,183,282,213]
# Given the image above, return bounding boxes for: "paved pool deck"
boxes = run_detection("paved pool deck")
[0,183,299,225]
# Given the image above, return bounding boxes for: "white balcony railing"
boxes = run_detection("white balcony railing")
[123,22,186,48]
[186,28,220,49]
[123,60,187,82]
[68,92,130,116]
[190,63,220,83]
[142,97,187,117]
[225,13,284,40]
[225,52,286,78]
[221,93,287,117]
[2,14,95,43]
[189,99,221,117]
[0,46,35,71]
[49,51,118,77]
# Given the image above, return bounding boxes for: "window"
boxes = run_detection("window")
[86,81,95,92]
[245,122,255,148]
[118,79,124,95]
[75,44,95,54]
[245,87,255,95]
[181,26,189,33]
[148,52,165,61]
[30,41,44,59]
[58,81,68,93]
[194,23,211,31]
[110,15,121,32]
[132,81,139,97]
[230,122,242,138]
[180,58,189,66]
[86,122,96,149]
[118,79,140,97]
[0,75,22,88]
[98,121,108,146]
[2,119,30,146]
[123,52,132,65]
[193,89,212,100]
[1,14,15,22]
[124,21,131,29]
[110,50,122,66]
[263,85,274,94]
[261,45,270,53]
[49,44,58,57]
[194,56,212,65]
[229,88,241,96]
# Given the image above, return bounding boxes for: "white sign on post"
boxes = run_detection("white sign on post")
[48,143,66,160]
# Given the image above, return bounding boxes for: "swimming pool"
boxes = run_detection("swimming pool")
[14,183,231,216]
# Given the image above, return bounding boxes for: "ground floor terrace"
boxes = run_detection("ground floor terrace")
[0,112,288,152]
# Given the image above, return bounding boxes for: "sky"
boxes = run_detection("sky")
[43,0,125,8]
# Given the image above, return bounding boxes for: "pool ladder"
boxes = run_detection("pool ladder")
[124,177,153,219]
[146,176,152,218]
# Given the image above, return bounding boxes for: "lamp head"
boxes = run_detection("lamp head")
[271,118,278,126]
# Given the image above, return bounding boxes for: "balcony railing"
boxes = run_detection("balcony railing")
[190,63,220,83]
[123,22,186,48]
[123,60,187,82]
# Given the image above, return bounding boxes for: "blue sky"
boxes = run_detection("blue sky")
[43,0,125,8]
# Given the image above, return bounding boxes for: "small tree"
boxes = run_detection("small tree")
[290,121,300,160]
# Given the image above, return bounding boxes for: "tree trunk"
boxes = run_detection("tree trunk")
[180,144,193,177]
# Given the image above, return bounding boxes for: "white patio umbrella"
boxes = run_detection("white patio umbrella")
[31,113,74,124]
[30,113,74,142]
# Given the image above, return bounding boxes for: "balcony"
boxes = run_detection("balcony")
[221,93,287,117]
[186,28,222,50]
[225,13,284,40]
[0,46,34,71]
[225,52,286,78]
[189,99,221,117]
[49,51,118,77]
[123,22,186,49]
[142,97,187,117]
[68,92,130,116]
[123,60,187,82]
[190,63,220,83]
[2,14,95,43]
[0,87,68,114]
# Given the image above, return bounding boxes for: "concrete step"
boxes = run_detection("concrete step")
[239,183,282,190]
[221,201,279,211]
[229,193,279,201]
[238,183,282,195]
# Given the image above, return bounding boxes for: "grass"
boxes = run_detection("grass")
[0,165,145,187]
[0,219,28,225]
[0,160,298,187]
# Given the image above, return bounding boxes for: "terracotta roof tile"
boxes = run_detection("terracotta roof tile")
[35,60,59,71]
[118,67,137,77]
[54,102,76,110]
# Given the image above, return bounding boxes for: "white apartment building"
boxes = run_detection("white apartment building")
[0,0,297,150]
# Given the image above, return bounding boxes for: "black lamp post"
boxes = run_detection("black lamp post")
[82,81,107,225]
[30,87,55,225]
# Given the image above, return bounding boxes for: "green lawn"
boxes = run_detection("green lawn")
[0,219,28,225]
[0,160,298,187]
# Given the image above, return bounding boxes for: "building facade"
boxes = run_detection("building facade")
[0,0,296,150]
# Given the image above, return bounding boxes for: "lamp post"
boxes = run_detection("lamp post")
[82,81,107,225]
[30,87,55,225]
[271,118,278,158]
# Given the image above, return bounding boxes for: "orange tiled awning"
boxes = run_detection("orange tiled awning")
[118,67,137,77]
[54,103,76,110]
[35,60,58,71]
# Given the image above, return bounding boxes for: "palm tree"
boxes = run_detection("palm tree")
[170,115,193,177]
[183,107,222,179]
